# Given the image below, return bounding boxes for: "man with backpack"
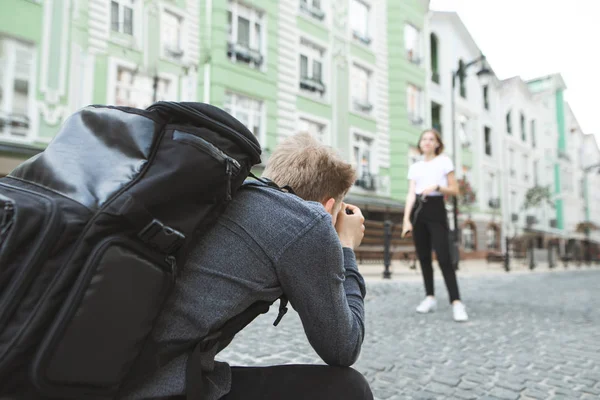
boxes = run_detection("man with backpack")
[0,102,370,400]
[125,132,372,400]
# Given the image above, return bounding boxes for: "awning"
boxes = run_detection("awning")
[344,193,405,213]
[0,141,44,176]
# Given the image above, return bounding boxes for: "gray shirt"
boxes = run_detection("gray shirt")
[125,181,366,399]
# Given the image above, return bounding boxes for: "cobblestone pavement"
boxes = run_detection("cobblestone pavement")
[217,269,600,399]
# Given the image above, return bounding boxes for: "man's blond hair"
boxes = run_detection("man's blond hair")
[263,132,356,203]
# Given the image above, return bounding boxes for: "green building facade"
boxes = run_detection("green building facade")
[0,0,430,212]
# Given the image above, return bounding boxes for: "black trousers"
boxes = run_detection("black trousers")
[223,365,373,400]
[410,195,461,303]
[168,365,373,400]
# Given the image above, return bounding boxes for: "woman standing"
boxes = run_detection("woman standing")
[401,129,468,322]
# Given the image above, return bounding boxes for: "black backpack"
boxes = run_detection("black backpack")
[0,102,286,399]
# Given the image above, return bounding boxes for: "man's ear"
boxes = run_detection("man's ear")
[322,197,336,214]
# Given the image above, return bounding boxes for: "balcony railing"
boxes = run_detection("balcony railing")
[355,173,376,191]
[352,30,372,46]
[227,42,263,67]
[299,1,325,21]
[353,99,373,113]
[299,76,326,95]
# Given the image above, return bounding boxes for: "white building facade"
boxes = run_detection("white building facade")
[428,11,503,258]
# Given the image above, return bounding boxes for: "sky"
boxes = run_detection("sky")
[429,0,600,143]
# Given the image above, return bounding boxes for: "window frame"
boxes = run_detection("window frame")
[404,23,421,66]
[484,126,492,156]
[351,128,377,191]
[350,61,374,115]
[223,91,267,147]
[297,112,330,145]
[0,37,37,142]
[160,4,186,61]
[227,1,267,70]
[107,57,178,110]
[406,83,424,126]
[298,36,328,99]
[349,0,372,46]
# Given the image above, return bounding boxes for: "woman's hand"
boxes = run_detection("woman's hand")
[401,220,413,238]
[421,185,439,198]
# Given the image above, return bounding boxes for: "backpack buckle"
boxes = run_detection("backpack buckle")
[138,219,185,254]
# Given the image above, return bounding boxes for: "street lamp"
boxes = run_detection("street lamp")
[450,54,492,270]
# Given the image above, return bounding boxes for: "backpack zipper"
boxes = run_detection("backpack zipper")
[173,131,241,201]
[148,102,261,161]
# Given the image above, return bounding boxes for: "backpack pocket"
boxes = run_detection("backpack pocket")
[0,184,61,331]
[31,236,176,398]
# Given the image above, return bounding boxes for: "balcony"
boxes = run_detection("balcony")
[353,99,373,114]
[299,1,325,21]
[227,42,263,68]
[352,30,372,46]
[299,76,326,95]
[488,198,500,209]
[355,172,376,191]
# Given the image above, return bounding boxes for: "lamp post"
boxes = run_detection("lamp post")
[450,54,492,270]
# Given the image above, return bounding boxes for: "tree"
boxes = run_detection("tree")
[522,185,554,211]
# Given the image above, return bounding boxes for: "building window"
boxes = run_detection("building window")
[299,0,325,21]
[430,33,439,83]
[533,160,538,186]
[486,225,499,250]
[531,120,536,148]
[458,59,466,98]
[223,92,265,146]
[299,39,326,97]
[431,102,442,133]
[404,24,421,65]
[111,0,135,35]
[353,132,375,190]
[486,173,499,208]
[458,114,470,148]
[483,85,489,110]
[520,112,526,141]
[462,223,476,252]
[406,84,423,126]
[506,111,512,134]
[227,1,265,69]
[509,148,515,177]
[510,190,517,215]
[523,154,528,181]
[350,0,371,45]
[0,38,35,140]
[299,117,327,144]
[114,66,172,109]
[162,10,183,59]
[484,126,492,156]
[351,64,373,114]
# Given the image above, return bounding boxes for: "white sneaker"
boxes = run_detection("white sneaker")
[453,302,469,322]
[416,297,437,313]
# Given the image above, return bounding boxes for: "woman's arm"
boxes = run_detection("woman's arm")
[403,180,416,224]
[438,171,459,196]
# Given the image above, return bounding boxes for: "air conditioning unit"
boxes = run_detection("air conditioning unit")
[526,215,537,226]
[511,213,519,222]
[550,219,557,228]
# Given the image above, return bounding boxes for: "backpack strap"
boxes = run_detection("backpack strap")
[186,297,288,399]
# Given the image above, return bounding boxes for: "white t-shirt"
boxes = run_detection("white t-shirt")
[407,154,454,196]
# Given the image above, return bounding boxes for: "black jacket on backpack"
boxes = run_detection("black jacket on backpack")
[0,102,266,399]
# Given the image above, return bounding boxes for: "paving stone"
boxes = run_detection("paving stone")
[217,269,600,400]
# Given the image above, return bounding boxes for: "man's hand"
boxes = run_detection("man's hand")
[421,185,439,198]
[335,203,365,250]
